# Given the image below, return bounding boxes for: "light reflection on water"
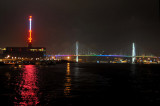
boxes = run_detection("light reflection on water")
[131,64,136,75]
[1,63,160,105]
[14,65,39,106]
[64,63,71,97]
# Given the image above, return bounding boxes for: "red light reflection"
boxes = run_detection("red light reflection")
[14,65,39,105]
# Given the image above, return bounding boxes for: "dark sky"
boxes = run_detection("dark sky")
[0,0,159,55]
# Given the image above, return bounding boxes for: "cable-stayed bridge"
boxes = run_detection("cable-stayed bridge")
[48,41,158,63]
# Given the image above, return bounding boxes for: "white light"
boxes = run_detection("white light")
[7,55,10,58]
[76,41,78,62]
[30,18,32,30]
[132,43,136,64]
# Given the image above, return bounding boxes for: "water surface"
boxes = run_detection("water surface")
[0,63,160,105]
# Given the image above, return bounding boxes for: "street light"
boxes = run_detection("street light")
[7,55,10,58]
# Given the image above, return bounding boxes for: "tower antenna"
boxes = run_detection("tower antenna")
[28,16,32,47]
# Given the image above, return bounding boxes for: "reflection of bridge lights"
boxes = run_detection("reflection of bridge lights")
[5,72,11,80]
[64,63,71,97]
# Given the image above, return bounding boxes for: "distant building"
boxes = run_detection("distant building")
[0,48,6,58]
[3,47,46,59]
[0,48,6,54]
[2,16,47,59]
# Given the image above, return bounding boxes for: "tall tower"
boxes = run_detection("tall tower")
[76,41,79,62]
[132,42,136,64]
[28,16,32,47]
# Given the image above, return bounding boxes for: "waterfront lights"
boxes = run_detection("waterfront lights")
[7,55,10,58]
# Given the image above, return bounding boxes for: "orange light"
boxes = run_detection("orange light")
[28,30,32,42]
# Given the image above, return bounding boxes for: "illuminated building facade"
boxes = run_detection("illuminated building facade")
[3,16,46,59]
[3,47,46,59]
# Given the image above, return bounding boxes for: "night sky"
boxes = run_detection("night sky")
[0,0,159,55]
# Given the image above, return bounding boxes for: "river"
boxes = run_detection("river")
[0,63,160,105]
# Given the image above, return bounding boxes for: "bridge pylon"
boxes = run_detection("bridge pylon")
[76,41,79,62]
[132,42,136,64]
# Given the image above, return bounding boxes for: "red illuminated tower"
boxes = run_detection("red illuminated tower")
[28,16,32,47]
